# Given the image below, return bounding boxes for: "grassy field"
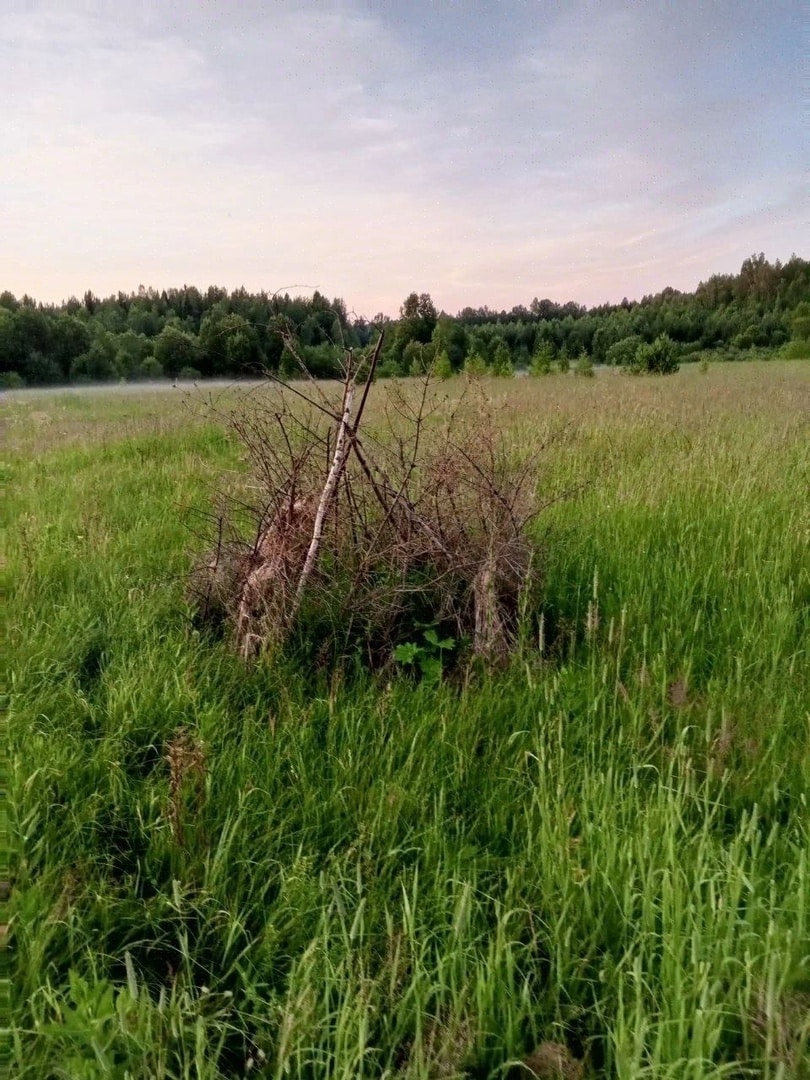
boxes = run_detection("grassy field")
[5,363,809,1079]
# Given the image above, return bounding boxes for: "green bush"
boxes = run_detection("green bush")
[136,356,164,380]
[605,335,643,367]
[529,344,554,375]
[574,352,595,377]
[403,340,435,376]
[70,336,121,383]
[630,334,679,374]
[490,342,514,377]
[433,350,453,379]
[789,301,810,343]
[463,351,488,376]
[781,339,810,359]
[376,358,404,379]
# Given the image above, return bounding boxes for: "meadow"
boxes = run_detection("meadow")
[5,362,809,1079]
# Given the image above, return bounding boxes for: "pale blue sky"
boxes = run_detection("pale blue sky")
[1,0,805,315]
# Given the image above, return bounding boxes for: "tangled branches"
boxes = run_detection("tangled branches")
[191,333,549,671]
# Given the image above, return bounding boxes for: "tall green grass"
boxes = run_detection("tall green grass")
[6,365,809,1078]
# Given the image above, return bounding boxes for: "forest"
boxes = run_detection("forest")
[1,252,808,387]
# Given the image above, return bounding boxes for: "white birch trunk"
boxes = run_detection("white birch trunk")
[289,383,355,618]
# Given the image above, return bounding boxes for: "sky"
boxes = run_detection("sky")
[1,0,806,316]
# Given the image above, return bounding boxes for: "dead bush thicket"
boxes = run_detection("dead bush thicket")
[191,331,552,671]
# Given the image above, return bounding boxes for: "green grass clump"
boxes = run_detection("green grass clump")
[5,366,809,1078]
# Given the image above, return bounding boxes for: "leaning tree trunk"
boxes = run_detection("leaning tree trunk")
[288,382,355,623]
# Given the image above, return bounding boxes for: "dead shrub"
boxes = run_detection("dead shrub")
[165,727,206,847]
[519,1041,585,1079]
[191,332,556,672]
[750,984,810,1074]
[399,1013,474,1077]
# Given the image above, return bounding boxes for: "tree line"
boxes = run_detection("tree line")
[1,253,808,388]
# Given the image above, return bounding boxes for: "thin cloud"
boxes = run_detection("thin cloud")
[0,0,805,314]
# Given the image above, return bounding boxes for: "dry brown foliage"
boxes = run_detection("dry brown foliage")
[520,1041,585,1079]
[191,332,549,670]
[750,985,810,1075]
[165,727,206,847]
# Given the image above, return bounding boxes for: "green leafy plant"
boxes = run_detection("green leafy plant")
[393,626,456,683]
